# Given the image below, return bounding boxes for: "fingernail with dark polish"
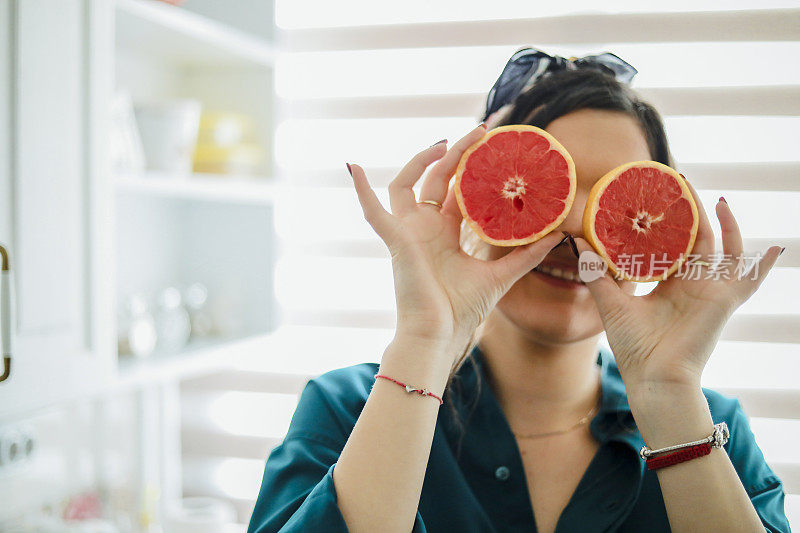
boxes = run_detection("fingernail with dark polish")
[556,232,571,248]
[567,235,579,258]
[479,122,488,130]
[430,139,447,148]
[719,196,727,204]
[780,247,785,256]
[346,163,352,176]
[679,173,688,181]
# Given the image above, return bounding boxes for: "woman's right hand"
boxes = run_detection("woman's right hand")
[348,125,569,362]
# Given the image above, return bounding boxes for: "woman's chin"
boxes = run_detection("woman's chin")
[495,294,603,343]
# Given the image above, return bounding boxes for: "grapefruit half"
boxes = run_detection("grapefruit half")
[454,125,577,246]
[582,161,699,282]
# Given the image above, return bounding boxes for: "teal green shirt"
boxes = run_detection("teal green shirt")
[248,344,790,532]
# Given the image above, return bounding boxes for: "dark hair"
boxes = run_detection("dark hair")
[497,68,674,166]
[445,66,675,446]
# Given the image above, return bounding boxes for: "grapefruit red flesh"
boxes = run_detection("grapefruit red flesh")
[454,125,577,246]
[582,161,699,282]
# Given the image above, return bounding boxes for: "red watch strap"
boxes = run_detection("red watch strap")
[645,442,713,470]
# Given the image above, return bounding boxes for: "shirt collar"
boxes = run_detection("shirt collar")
[445,342,645,453]
[593,344,646,454]
[596,343,631,416]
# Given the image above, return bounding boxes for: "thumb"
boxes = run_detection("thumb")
[489,231,571,287]
[572,236,628,316]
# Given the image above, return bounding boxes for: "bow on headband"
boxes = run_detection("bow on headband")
[482,48,638,121]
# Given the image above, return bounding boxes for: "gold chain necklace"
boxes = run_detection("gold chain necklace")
[511,386,602,440]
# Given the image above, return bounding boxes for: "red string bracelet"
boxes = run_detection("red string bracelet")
[374,374,443,405]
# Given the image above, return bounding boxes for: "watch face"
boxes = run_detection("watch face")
[715,422,730,447]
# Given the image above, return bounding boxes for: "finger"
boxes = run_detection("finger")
[348,163,395,237]
[441,185,462,219]
[680,174,715,259]
[419,124,487,203]
[389,142,449,215]
[733,245,783,302]
[488,231,569,290]
[716,196,743,267]
[572,236,629,318]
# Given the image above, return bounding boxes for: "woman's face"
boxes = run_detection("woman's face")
[484,108,653,342]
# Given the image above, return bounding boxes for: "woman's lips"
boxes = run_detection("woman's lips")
[529,263,586,288]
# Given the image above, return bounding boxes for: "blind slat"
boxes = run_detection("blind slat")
[186,370,800,422]
[719,388,800,420]
[774,463,800,495]
[180,442,800,496]
[182,429,282,460]
[721,314,800,344]
[286,86,800,119]
[285,237,800,268]
[184,371,311,394]
[286,309,800,344]
[285,9,800,51]
[287,309,396,328]
[677,162,800,191]
[285,163,800,191]
[183,456,264,502]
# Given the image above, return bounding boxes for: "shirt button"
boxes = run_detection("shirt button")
[494,466,511,481]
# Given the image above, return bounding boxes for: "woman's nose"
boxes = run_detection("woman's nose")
[556,191,589,239]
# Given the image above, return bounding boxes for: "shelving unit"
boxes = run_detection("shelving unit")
[109,4,280,526]
[116,332,274,391]
[112,0,279,372]
[115,0,275,67]
[0,2,281,529]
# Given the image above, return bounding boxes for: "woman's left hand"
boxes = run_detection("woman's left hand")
[572,178,784,399]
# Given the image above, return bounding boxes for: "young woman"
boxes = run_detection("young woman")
[248,49,790,532]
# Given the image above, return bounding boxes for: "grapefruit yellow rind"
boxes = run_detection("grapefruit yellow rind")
[454,124,577,247]
[581,160,699,283]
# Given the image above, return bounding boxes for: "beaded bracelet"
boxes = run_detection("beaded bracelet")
[640,422,729,471]
[374,374,444,405]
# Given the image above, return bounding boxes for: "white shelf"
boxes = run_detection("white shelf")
[115,0,275,68]
[116,172,282,204]
[116,332,275,390]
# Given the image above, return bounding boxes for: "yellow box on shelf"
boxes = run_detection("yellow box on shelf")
[193,112,264,175]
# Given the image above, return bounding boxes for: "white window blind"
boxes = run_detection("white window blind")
[182,3,800,527]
